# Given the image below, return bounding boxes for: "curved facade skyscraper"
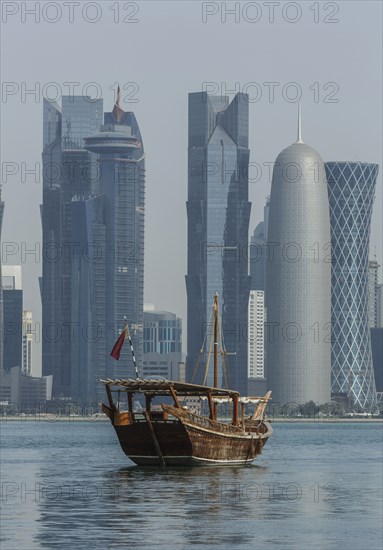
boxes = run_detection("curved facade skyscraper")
[266,119,331,405]
[186,92,251,394]
[325,162,378,410]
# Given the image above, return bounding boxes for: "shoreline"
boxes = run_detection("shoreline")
[1,415,382,423]
[269,417,383,423]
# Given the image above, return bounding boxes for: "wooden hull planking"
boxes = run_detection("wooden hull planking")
[105,405,271,466]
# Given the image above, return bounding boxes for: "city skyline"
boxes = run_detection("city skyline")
[2,2,382,377]
[1,5,382,549]
[3,97,376,384]
[1,92,381,402]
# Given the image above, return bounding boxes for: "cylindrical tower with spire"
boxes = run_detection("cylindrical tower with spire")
[266,108,332,405]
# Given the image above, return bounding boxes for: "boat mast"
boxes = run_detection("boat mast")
[213,293,218,419]
[214,293,218,388]
[124,316,139,380]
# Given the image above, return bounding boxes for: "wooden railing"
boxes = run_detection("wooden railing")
[111,406,267,436]
[164,407,253,435]
[185,411,245,434]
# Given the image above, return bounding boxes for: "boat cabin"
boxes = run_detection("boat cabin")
[102,378,270,429]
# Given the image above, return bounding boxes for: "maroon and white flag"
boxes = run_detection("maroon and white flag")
[110,326,128,360]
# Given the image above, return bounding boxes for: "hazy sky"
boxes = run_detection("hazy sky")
[1,0,382,375]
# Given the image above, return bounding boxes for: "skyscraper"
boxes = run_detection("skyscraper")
[69,194,106,403]
[41,96,102,398]
[248,197,270,393]
[266,112,331,405]
[326,162,379,410]
[368,259,380,328]
[60,97,102,398]
[84,94,145,387]
[41,99,62,394]
[377,285,383,328]
[143,306,183,379]
[250,223,266,292]
[248,290,265,379]
[22,311,33,376]
[186,92,251,394]
[249,196,270,293]
[0,186,4,374]
[370,328,382,399]
[2,266,23,373]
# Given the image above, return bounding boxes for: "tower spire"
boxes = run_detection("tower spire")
[296,103,303,144]
[116,84,121,107]
[113,83,124,123]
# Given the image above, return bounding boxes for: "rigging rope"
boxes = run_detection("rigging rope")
[202,322,214,386]
[219,309,231,390]
[189,304,214,385]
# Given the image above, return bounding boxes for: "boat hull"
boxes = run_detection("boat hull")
[114,420,193,465]
[110,413,271,466]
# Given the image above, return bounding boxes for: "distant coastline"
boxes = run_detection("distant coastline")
[1,415,382,423]
[270,417,383,423]
[0,415,109,422]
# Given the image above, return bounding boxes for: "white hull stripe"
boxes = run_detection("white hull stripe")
[128,455,255,464]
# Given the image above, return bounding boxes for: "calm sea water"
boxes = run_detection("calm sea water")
[1,420,382,550]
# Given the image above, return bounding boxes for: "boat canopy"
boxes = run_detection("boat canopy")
[100,378,240,397]
[205,397,261,404]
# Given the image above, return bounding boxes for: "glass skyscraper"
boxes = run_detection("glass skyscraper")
[69,194,106,404]
[42,94,144,402]
[143,308,183,379]
[84,100,145,387]
[2,266,23,373]
[41,96,102,398]
[326,162,378,410]
[0,186,4,374]
[186,92,251,394]
[41,99,62,394]
[249,197,270,293]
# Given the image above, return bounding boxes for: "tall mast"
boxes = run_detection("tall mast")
[214,293,218,388]
[124,316,139,380]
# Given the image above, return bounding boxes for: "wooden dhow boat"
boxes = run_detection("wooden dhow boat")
[101,295,272,466]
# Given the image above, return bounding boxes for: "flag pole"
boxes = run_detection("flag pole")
[124,316,139,380]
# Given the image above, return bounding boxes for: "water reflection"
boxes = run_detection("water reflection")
[1,422,380,550]
[111,465,261,547]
